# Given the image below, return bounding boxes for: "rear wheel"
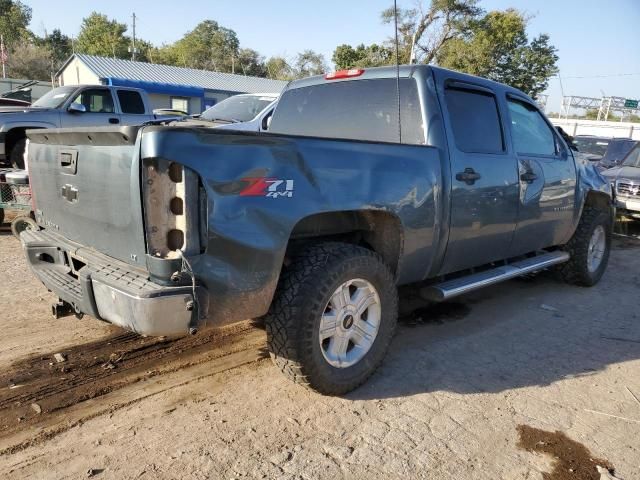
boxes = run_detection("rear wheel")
[558,206,612,286]
[11,215,37,238]
[265,242,398,395]
[9,138,26,170]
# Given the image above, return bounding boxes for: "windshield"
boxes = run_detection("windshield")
[622,146,640,168]
[32,86,77,108]
[601,139,638,166]
[574,137,609,157]
[201,95,274,123]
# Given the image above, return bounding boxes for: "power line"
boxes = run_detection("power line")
[553,72,640,79]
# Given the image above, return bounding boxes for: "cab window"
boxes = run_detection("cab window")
[72,89,114,114]
[507,99,556,156]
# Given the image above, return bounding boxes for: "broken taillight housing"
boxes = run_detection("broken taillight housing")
[142,158,202,259]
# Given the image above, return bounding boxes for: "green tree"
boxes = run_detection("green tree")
[295,50,327,77]
[265,56,295,80]
[40,29,73,71]
[131,38,154,62]
[75,12,129,58]
[6,40,51,80]
[381,0,481,64]
[437,9,558,97]
[332,43,393,69]
[236,48,266,77]
[157,20,240,72]
[0,0,32,49]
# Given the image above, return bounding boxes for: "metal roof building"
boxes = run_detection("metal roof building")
[56,54,287,114]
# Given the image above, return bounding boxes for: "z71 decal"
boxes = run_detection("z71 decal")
[239,177,294,198]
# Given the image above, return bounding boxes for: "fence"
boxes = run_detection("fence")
[551,118,640,140]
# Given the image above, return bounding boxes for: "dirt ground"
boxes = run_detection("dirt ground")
[0,223,639,480]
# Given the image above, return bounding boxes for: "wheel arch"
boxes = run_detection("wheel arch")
[583,189,613,213]
[286,209,404,277]
[5,125,49,159]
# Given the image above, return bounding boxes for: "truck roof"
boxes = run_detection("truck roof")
[285,64,536,104]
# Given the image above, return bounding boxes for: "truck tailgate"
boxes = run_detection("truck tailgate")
[27,127,147,267]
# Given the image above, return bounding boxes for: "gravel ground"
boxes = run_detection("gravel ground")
[0,227,639,479]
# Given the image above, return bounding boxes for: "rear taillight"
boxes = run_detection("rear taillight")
[142,159,201,259]
[324,69,364,80]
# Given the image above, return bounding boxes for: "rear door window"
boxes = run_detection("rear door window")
[117,90,146,114]
[507,99,556,156]
[444,87,504,154]
[270,78,425,144]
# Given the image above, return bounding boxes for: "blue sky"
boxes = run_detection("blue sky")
[25,0,640,112]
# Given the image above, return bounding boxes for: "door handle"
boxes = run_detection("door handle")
[455,168,481,185]
[520,171,538,183]
[109,117,120,124]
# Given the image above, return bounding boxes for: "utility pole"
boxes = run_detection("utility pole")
[131,13,137,61]
[0,35,6,79]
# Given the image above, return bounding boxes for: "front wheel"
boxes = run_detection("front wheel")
[558,206,612,286]
[265,243,398,395]
[9,138,26,170]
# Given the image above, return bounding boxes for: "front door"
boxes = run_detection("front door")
[436,76,519,274]
[505,95,577,256]
[61,88,121,128]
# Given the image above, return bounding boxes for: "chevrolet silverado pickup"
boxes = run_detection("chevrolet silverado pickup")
[0,84,163,169]
[21,65,613,394]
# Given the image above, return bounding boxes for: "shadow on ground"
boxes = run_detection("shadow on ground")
[350,230,640,400]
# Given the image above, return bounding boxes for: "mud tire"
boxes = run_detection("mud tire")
[558,206,612,286]
[265,242,398,395]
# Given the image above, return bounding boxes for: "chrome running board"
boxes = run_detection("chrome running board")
[421,251,570,301]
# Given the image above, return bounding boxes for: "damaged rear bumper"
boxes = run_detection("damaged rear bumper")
[20,229,207,336]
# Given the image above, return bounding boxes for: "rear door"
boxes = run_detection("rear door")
[436,76,519,274]
[116,89,150,125]
[61,87,121,127]
[505,95,577,255]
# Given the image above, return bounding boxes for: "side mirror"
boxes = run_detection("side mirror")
[262,114,273,131]
[68,103,86,114]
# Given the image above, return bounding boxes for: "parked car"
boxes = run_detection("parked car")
[0,84,169,169]
[601,142,640,219]
[573,135,612,162]
[597,138,638,170]
[21,65,612,395]
[181,93,278,132]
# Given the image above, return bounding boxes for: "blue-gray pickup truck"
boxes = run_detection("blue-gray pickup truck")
[21,65,613,394]
[0,85,160,169]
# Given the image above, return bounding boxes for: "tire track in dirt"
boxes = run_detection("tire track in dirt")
[0,320,268,454]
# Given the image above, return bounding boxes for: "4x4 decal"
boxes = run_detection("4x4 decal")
[239,177,294,198]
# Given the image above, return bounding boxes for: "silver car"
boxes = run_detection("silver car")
[194,93,278,132]
[601,143,640,219]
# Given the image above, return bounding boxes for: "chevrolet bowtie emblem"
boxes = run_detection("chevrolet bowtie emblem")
[61,184,78,203]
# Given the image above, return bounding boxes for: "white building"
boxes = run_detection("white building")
[56,54,287,114]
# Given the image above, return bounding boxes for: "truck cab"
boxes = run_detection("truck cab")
[0,85,156,168]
